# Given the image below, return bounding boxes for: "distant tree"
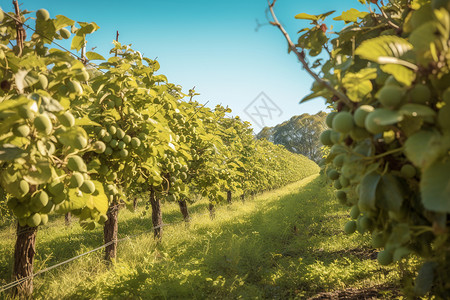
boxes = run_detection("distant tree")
[256,112,326,162]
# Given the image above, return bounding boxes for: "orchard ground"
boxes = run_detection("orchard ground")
[0,175,408,299]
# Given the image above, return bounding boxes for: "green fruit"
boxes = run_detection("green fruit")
[372,232,386,248]
[385,75,402,86]
[116,128,125,139]
[40,214,49,225]
[328,169,340,180]
[93,141,106,153]
[364,109,390,134]
[108,126,117,135]
[339,176,350,188]
[334,180,342,190]
[110,139,118,148]
[73,135,88,149]
[131,137,141,148]
[377,249,393,266]
[333,154,346,168]
[319,130,333,146]
[326,112,337,128]
[350,205,360,219]
[36,9,50,21]
[119,149,128,158]
[103,133,112,143]
[118,141,126,150]
[378,85,405,108]
[67,155,87,172]
[38,74,48,89]
[34,114,53,135]
[68,80,83,95]
[104,147,113,155]
[332,111,354,134]
[18,105,34,119]
[410,84,431,104]
[12,124,30,137]
[122,135,131,144]
[336,190,347,201]
[330,131,341,144]
[344,221,357,234]
[19,180,30,198]
[357,215,372,233]
[438,103,450,130]
[354,105,374,127]
[70,172,84,188]
[59,28,71,39]
[80,180,95,194]
[48,181,64,196]
[106,172,117,182]
[58,111,75,127]
[27,213,42,227]
[31,191,49,211]
[401,164,416,178]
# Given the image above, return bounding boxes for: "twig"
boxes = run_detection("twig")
[267,0,353,107]
[375,3,400,30]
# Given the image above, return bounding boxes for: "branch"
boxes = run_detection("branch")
[376,3,400,30]
[267,0,353,107]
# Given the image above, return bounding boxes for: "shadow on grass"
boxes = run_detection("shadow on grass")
[60,176,389,299]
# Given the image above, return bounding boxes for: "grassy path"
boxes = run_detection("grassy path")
[0,175,399,299]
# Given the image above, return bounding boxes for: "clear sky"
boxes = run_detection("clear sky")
[3,0,366,132]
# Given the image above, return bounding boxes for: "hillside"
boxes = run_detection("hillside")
[256,112,327,163]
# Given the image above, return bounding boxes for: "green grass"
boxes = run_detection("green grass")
[0,175,401,299]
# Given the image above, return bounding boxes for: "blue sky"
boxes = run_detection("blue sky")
[3,0,366,131]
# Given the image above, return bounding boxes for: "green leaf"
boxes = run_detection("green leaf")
[372,108,403,125]
[23,161,52,185]
[90,181,108,214]
[358,171,381,212]
[0,144,27,162]
[414,262,436,296]
[410,21,439,53]
[75,115,101,126]
[53,15,75,31]
[86,51,105,61]
[404,130,448,169]
[376,174,403,212]
[399,104,436,118]
[333,8,368,23]
[380,64,416,86]
[295,13,319,21]
[355,36,417,70]
[421,159,450,213]
[342,68,377,102]
[71,35,85,51]
[15,70,39,93]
